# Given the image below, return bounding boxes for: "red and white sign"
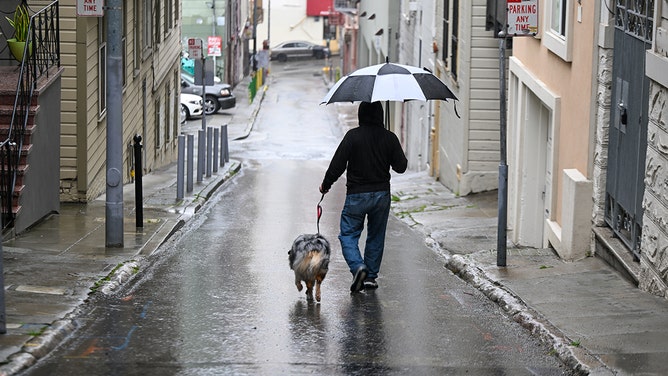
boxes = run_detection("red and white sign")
[188,38,203,59]
[507,0,538,36]
[77,0,104,17]
[207,36,222,57]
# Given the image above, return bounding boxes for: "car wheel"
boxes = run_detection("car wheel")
[180,104,189,124]
[203,95,220,115]
[314,51,324,59]
[277,54,287,62]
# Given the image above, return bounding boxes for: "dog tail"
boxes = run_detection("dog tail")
[307,250,329,273]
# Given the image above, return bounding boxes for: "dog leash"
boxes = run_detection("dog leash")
[317,193,324,234]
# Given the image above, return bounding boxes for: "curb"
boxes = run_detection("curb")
[444,253,613,376]
[235,85,267,141]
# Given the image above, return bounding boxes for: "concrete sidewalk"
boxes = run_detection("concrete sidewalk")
[0,77,266,375]
[389,170,668,376]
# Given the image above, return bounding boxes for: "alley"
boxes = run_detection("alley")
[21,60,571,375]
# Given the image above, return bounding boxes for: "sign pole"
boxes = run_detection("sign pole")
[496,0,537,266]
[497,27,508,267]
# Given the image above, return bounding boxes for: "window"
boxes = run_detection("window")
[134,0,141,72]
[451,0,459,80]
[143,0,153,52]
[543,0,573,61]
[155,98,164,150]
[550,0,567,36]
[441,0,459,80]
[164,0,171,37]
[442,0,449,63]
[122,0,127,86]
[155,0,162,44]
[98,17,107,117]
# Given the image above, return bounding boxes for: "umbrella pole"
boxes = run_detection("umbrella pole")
[385,100,389,130]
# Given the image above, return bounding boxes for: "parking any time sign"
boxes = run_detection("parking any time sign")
[77,0,104,17]
[507,0,538,36]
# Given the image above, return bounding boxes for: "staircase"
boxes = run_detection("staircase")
[0,1,62,234]
[0,68,32,229]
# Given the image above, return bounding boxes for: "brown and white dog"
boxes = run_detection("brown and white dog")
[288,233,330,302]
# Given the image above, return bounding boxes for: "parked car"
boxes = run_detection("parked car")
[270,40,330,62]
[180,93,203,124]
[180,72,236,115]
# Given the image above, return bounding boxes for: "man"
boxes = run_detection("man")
[319,101,408,292]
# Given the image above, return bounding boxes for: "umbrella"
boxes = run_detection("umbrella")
[321,61,458,104]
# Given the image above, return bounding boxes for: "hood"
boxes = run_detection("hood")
[358,101,384,127]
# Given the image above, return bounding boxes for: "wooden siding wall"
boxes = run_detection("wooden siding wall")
[59,0,182,202]
[436,0,500,196]
[55,1,80,199]
[468,1,500,175]
[85,15,106,201]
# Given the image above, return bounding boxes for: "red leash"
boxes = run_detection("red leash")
[317,193,324,234]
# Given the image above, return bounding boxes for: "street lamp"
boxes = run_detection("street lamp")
[207,1,217,76]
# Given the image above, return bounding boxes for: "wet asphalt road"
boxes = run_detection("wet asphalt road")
[21,60,572,375]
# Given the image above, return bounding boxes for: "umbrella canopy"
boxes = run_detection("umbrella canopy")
[321,62,458,104]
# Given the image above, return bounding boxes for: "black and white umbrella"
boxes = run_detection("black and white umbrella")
[321,61,458,104]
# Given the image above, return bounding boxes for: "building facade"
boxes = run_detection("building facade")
[58,0,183,202]
[507,0,597,258]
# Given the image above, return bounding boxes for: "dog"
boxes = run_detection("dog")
[288,233,331,302]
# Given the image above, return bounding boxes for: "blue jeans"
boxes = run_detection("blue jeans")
[338,191,391,279]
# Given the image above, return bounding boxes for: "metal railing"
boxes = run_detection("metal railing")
[1,1,60,228]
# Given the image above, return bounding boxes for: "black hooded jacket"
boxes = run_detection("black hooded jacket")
[322,102,408,194]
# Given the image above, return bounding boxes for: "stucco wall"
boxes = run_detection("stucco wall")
[510,0,596,225]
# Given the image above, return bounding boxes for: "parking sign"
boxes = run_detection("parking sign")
[188,38,203,59]
[507,0,538,36]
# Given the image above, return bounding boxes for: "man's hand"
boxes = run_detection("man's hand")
[319,184,329,194]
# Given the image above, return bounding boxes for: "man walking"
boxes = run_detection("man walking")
[320,101,408,292]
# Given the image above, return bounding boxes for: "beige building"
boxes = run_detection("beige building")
[58,0,183,202]
[506,0,596,259]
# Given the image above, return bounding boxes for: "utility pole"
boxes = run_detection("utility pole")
[106,0,124,247]
[252,0,257,72]
[211,0,216,73]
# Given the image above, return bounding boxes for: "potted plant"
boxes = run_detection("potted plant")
[5,2,31,62]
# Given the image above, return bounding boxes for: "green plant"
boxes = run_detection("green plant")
[6,3,30,42]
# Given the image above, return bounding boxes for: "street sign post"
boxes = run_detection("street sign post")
[497,0,539,266]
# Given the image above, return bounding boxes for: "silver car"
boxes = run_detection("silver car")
[270,40,330,62]
[180,72,236,115]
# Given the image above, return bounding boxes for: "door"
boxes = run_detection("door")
[604,0,653,259]
[518,89,551,247]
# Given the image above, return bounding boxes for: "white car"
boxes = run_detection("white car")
[180,93,203,124]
